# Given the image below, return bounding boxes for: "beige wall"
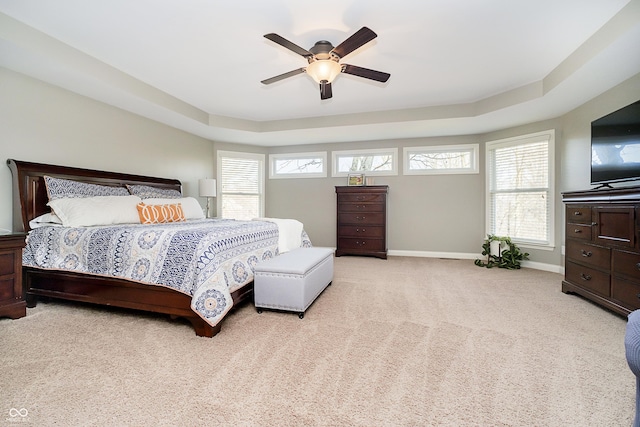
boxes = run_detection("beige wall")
[3,66,640,271]
[559,73,640,193]
[0,68,215,231]
[265,136,484,254]
[265,72,640,268]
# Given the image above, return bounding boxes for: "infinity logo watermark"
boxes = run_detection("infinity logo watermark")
[6,408,29,423]
[9,408,28,417]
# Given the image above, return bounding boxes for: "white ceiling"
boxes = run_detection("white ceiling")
[1,0,640,146]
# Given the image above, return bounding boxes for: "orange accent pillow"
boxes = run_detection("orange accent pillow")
[136,203,186,224]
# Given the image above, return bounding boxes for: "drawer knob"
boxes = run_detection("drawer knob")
[356,241,366,246]
[636,263,640,271]
[573,211,582,216]
[356,228,366,233]
[580,250,592,257]
[637,293,640,300]
[356,216,366,221]
[574,229,582,234]
[580,273,592,281]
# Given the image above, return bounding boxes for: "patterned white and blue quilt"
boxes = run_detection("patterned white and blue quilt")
[23,219,311,328]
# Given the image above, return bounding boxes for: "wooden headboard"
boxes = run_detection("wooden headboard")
[7,159,183,232]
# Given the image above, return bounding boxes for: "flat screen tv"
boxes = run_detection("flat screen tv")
[591,99,640,187]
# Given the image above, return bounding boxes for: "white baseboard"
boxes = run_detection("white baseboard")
[520,260,563,274]
[387,249,563,274]
[388,249,479,260]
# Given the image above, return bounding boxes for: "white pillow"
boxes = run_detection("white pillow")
[144,197,205,220]
[48,195,142,227]
[29,212,63,229]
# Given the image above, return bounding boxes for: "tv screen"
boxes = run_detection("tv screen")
[591,100,640,186]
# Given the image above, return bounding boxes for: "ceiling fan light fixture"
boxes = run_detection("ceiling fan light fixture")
[306,59,341,84]
[262,27,389,99]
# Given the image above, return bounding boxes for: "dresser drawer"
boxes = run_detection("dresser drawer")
[565,261,610,297]
[566,206,592,224]
[611,276,640,311]
[338,194,385,204]
[338,202,384,213]
[565,240,609,270]
[337,237,385,252]
[612,250,640,281]
[0,252,15,276]
[567,223,592,241]
[338,225,385,238]
[338,212,384,225]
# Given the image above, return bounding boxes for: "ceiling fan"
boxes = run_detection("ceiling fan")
[261,26,390,100]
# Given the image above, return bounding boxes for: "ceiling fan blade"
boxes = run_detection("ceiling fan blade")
[261,68,306,85]
[320,81,333,100]
[264,33,313,58]
[342,64,390,83]
[331,27,377,59]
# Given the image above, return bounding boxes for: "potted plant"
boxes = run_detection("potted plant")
[474,234,529,269]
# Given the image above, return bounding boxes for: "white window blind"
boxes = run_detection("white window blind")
[486,130,554,247]
[217,151,264,220]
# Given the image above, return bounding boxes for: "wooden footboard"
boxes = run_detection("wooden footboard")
[24,267,253,337]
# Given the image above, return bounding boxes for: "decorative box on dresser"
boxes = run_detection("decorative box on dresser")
[0,233,26,319]
[562,186,640,316]
[335,185,388,259]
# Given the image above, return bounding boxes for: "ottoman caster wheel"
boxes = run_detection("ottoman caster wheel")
[257,308,263,314]
[298,312,304,319]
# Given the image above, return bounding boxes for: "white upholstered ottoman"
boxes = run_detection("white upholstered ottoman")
[254,247,334,318]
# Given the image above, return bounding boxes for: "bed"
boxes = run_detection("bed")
[7,159,308,337]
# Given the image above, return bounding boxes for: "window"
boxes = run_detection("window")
[217,151,264,220]
[404,144,479,175]
[486,130,555,248]
[332,148,398,177]
[269,152,327,179]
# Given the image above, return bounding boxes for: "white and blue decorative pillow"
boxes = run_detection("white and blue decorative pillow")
[44,176,129,201]
[127,184,182,199]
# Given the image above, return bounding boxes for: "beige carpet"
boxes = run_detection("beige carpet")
[0,256,635,426]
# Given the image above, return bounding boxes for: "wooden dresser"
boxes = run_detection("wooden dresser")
[0,233,26,320]
[562,186,640,315]
[335,185,388,259]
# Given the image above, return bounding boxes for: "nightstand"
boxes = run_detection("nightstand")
[0,233,26,319]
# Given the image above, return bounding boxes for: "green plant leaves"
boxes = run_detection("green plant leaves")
[475,234,529,269]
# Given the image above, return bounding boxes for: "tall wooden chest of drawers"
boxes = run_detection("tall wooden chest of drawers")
[0,233,26,320]
[335,185,388,259]
[562,187,640,316]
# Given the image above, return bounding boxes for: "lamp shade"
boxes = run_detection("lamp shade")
[198,178,217,197]
[306,59,342,84]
